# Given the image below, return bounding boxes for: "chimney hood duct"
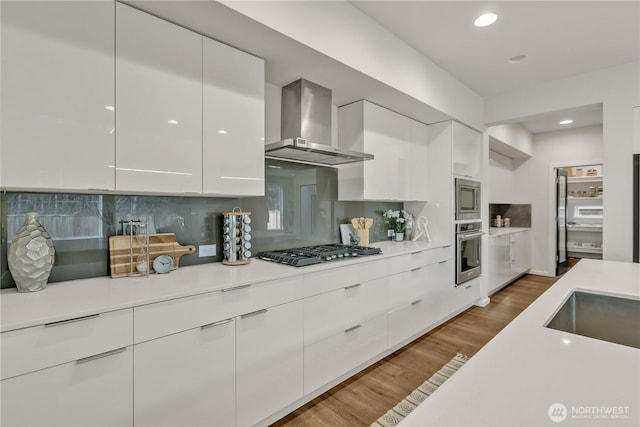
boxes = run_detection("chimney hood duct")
[264,79,373,166]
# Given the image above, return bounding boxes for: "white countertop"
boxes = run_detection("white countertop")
[400,259,640,426]
[0,239,447,332]
[488,226,531,237]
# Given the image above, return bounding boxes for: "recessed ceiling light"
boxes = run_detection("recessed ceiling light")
[559,119,574,125]
[218,130,228,134]
[508,54,528,64]
[167,119,179,125]
[105,105,115,111]
[474,12,498,27]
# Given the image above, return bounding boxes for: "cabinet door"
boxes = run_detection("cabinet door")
[388,268,430,347]
[423,258,456,326]
[488,235,511,292]
[202,37,265,197]
[237,300,303,426]
[362,102,411,200]
[134,319,235,427]
[1,1,114,191]
[115,3,202,194]
[409,120,429,201]
[1,346,132,427]
[511,230,532,275]
[453,277,481,310]
[420,121,454,244]
[452,121,482,179]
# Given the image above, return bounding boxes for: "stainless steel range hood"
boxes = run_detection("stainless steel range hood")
[265,79,373,166]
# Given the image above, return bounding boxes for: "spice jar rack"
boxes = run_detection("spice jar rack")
[222,208,252,265]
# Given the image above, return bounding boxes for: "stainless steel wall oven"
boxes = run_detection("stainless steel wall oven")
[456,222,482,285]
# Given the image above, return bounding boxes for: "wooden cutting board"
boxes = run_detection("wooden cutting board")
[109,233,196,278]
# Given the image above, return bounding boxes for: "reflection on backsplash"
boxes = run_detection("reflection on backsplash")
[1,160,400,288]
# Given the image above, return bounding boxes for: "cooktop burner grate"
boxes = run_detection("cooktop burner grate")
[257,244,381,267]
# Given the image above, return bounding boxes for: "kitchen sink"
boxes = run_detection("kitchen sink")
[545,291,640,349]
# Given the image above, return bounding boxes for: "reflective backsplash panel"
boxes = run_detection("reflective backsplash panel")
[1,160,401,288]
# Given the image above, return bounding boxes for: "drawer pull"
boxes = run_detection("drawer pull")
[344,283,361,290]
[201,318,233,330]
[465,285,472,289]
[411,251,422,255]
[442,245,452,248]
[411,299,423,305]
[241,308,268,319]
[344,324,361,333]
[45,313,99,328]
[439,260,448,264]
[221,284,251,293]
[76,347,126,364]
[411,267,422,272]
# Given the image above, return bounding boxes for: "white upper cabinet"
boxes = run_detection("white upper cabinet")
[115,3,203,194]
[0,1,115,191]
[338,101,429,201]
[410,120,429,201]
[452,121,482,179]
[202,37,265,197]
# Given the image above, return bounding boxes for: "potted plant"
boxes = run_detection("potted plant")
[382,209,413,241]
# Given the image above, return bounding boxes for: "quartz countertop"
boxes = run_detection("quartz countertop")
[400,259,640,426]
[0,239,448,332]
[488,226,531,236]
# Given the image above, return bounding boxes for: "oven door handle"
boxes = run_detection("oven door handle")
[458,231,484,241]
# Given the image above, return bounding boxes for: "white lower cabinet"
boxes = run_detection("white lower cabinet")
[303,277,388,393]
[488,230,532,293]
[453,277,481,309]
[236,300,304,426]
[134,319,236,427]
[488,235,512,293]
[510,230,532,275]
[388,251,456,348]
[1,346,133,427]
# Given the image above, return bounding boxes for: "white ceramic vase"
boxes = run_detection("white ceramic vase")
[395,232,404,242]
[8,212,55,292]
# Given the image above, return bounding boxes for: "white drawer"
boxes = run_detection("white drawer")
[388,270,423,310]
[409,245,453,269]
[1,308,133,380]
[304,276,387,346]
[454,277,481,309]
[388,298,430,348]
[387,254,411,275]
[134,276,302,343]
[303,259,387,297]
[303,313,387,394]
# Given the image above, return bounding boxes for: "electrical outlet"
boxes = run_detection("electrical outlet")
[199,244,216,257]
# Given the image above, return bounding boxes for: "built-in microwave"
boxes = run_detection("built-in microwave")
[455,178,481,220]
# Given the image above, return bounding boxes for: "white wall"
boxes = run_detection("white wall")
[488,151,517,204]
[221,0,484,130]
[485,61,639,262]
[514,125,603,275]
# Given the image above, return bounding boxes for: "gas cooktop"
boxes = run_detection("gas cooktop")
[257,244,382,267]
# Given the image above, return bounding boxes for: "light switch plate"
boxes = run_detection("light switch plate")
[199,244,216,257]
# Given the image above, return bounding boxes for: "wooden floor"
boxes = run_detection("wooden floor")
[272,274,559,427]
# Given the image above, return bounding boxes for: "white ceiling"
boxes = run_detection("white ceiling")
[351,0,640,134]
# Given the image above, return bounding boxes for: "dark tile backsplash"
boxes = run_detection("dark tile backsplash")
[489,203,532,227]
[1,160,400,288]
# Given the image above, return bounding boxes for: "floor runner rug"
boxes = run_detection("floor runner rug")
[371,352,469,427]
